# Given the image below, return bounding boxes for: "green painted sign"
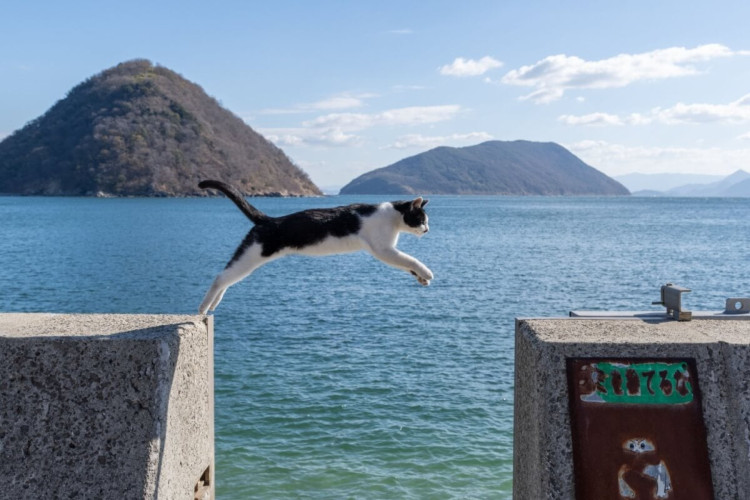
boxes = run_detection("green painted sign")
[580,361,693,405]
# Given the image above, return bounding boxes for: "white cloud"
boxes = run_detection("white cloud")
[379,105,463,125]
[559,112,652,126]
[386,132,494,149]
[262,127,362,148]
[558,113,624,127]
[262,104,463,148]
[440,56,503,77]
[567,139,750,176]
[305,105,462,130]
[621,113,653,126]
[654,94,750,124]
[259,92,376,115]
[739,131,750,141]
[310,96,367,111]
[560,94,750,127]
[501,44,746,103]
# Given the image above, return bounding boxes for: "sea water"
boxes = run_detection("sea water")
[2,195,749,498]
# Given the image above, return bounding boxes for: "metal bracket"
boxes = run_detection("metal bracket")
[652,283,692,321]
[570,284,750,320]
[724,298,750,314]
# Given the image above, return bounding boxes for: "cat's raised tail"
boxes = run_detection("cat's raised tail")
[199,179,269,224]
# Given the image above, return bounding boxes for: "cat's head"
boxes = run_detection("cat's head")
[394,197,430,236]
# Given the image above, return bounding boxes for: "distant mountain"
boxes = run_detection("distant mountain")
[665,170,750,197]
[629,170,750,197]
[615,172,724,192]
[0,59,321,197]
[723,177,750,197]
[340,140,629,196]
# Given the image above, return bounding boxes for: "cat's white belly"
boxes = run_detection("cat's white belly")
[292,234,365,256]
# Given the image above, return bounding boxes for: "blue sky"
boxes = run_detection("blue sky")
[2,1,750,189]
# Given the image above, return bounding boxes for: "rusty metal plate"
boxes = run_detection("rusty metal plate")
[567,358,714,500]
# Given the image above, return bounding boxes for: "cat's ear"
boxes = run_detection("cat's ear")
[411,197,424,210]
[420,199,429,208]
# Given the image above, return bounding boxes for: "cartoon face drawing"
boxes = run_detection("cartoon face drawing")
[618,438,672,499]
[623,438,655,454]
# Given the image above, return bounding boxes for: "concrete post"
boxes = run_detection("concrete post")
[0,313,214,499]
[514,317,750,499]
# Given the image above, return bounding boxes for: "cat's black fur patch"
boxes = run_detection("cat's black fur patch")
[258,206,364,256]
[353,204,378,217]
[228,203,380,263]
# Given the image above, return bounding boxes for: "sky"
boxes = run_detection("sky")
[2,1,750,191]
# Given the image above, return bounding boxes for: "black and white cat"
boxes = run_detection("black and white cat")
[198,180,433,314]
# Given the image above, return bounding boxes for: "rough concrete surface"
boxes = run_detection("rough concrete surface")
[514,318,750,500]
[0,313,214,499]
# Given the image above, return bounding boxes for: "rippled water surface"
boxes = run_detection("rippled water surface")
[2,195,749,498]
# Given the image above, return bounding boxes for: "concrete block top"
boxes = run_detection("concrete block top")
[0,313,207,339]
[518,317,750,345]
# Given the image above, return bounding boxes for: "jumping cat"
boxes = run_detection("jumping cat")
[198,180,433,314]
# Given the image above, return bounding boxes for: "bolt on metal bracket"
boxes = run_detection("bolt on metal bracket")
[652,283,692,321]
[724,298,750,314]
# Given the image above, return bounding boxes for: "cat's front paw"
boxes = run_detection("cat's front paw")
[411,270,432,286]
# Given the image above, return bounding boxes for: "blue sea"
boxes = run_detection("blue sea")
[2,195,749,498]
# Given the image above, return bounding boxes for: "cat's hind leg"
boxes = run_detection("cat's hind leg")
[208,287,229,312]
[199,272,236,314]
[199,277,224,314]
[198,244,272,313]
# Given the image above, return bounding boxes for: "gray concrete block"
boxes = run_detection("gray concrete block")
[514,318,750,499]
[0,313,214,499]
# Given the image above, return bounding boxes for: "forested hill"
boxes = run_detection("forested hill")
[0,59,321,196]
[340,140,629,196]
